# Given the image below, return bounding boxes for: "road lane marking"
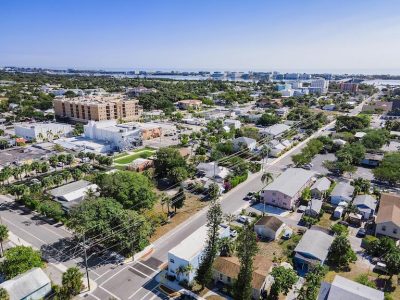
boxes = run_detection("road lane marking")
[137,286,159,300]
[128,266,151,278]
[137,261,159,273]
[99,265,130,286]
[99,286,121,300]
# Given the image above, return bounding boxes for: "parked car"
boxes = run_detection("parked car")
[237,215,249,224]
[338,220,349,227]
[230,230,237,238]
[282,228,293,240]
[357,228,366,238]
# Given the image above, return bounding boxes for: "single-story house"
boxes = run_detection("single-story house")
[304,199,323,218]
[361,153,384,168]
[294,227,334,274]
[375,193,400,240]
[318,275,384,300]
[197,162,230,183]
[310,177,331,199]
[213,255,273,300]
[0,268,52,300]
[168,225,230,283]
[127,158,153,172]
[353,194,377,220]
[332,139,347,146]
[177,99,202,110]
[48,180,99,211]
[224,119,241,129]
[259,124,291,139]
[254,216,285,240]
[233,136,257,151]
[260,168,315,210]
[330,182,354,205]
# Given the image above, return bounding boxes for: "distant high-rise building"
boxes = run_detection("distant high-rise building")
[310,78,329,94]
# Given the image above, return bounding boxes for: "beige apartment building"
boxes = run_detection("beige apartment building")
[53,95,143,123]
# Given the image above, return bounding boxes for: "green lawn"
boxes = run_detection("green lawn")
[113,149,155,164]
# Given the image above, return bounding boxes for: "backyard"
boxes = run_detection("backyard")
[113,147,156,165]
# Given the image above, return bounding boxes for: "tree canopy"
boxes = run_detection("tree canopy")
[373,152,400,184]
[0,246,44,279]
[67,197,153,256]
[154,147,189,184]
[95,171,157,210]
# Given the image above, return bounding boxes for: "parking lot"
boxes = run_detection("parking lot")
[0,146,50,165]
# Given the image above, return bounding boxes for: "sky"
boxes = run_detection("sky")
[1,0,400,74]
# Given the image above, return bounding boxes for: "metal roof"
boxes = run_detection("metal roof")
[294,228,334,262]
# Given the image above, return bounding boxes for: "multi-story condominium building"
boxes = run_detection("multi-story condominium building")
[53,94,143,123]
[310,78,329,94]
[339,82,359,93]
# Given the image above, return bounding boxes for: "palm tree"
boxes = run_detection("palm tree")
[176,265,186,281]
[161,193,171,216]
[85,188,97,199]
[183,264,194,279]
[261,172,274,185]
[61,170,71,183]
[219,237,235,257]
[0,224,9,257]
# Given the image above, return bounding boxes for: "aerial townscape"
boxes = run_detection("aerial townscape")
[1,1,400,300]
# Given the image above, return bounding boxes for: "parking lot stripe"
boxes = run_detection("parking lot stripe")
[99,286,121,300]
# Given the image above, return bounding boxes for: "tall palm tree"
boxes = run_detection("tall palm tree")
[261,172,274,186]
[176,265,186,281]
[183,264,194,279]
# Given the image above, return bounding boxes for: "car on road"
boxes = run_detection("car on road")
[357,228,366,238]
[102,251,125,265]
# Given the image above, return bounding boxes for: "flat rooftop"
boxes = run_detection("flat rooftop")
[169,225,208,261]
[54,94,138,105]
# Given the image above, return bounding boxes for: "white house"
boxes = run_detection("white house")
[197,162,230,182]
[224,119,241,129]
[254,216,285,240]
[14,122,73,141]
[168,225,230,283]
[259,124,291,139]
[233,137,257,151]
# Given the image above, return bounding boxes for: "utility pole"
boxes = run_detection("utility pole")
[82,234,91,291]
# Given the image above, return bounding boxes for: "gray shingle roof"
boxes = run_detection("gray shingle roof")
[353,194,377,210]
[331,182,354,198]
[260,124,290,136]
[311,177,331,192]
[294,228,334,262]
[263,168,315,198]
